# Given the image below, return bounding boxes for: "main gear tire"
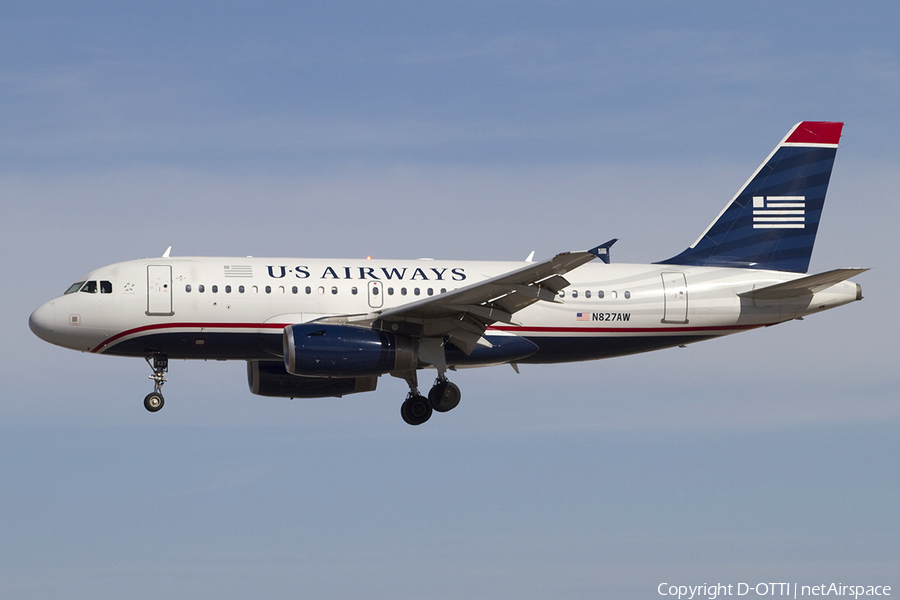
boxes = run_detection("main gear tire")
[428,381,461,413]
[401,394,433,425]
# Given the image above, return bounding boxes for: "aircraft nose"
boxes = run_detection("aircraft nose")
[29,301,57,344]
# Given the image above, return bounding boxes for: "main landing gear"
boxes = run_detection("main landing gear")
[143,355,168,412]
[399,371,462,426]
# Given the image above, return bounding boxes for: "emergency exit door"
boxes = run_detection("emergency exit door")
[368,281,384,309]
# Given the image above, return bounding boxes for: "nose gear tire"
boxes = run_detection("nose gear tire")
[144,392,165,412]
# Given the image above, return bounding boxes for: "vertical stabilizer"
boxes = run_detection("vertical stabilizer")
[658,121,843,273]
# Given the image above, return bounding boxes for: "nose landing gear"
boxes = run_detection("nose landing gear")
[143,355,168,412]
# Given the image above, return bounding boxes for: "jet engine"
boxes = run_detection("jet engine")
[247,360,377,398]
[284,324,417,377]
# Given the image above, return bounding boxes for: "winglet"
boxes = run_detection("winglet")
[589,239,618,264]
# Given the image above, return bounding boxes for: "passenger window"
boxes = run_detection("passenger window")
[414,288,420,296]
[624,291,631,299]
[427,288,433,296]
[305,286,312,294]
[212,285,218,293]
[225,285,232,293]
[279,286,285,294]
[401,288,407,296]
[388,287,394,295]
[80,281,98,294]
[265,286,271,294]
[598,290,604,299]
[100,281,112,294]
[292,286,298,294]
[239,285,245,294]
[351,287,358,295]
[572,290,578,298]
[186,285,192,293]
[199,285,205,293]
[585,290,591,299]
[558,290,565,298]
[331,286,338,295]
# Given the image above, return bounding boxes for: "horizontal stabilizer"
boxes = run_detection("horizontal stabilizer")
[738,268,868,300]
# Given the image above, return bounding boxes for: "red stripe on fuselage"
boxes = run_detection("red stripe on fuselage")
[491,324,765,334]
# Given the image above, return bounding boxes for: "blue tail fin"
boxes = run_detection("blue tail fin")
[658,121,843,273]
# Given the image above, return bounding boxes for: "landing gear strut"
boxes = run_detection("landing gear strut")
[143,355,168,412]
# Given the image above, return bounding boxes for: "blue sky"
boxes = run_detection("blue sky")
[2,2,898,598]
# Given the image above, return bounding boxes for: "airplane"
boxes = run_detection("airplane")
[29,121,867,425]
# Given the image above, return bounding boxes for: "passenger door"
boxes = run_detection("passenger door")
[147,265,174,316]
[661,272,688,324]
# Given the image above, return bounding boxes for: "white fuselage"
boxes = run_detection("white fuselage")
[29,256,862,364]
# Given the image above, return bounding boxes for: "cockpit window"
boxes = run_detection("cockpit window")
[80,281,98,294]
[65,282,86,295]
[100,280,112,294]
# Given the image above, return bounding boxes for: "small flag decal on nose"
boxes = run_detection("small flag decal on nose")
[753,196,805,229]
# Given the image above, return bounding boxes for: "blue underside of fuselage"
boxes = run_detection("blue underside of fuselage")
[101,332,716,364]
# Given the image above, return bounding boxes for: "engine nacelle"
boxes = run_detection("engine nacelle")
[247,360,377,398]
[284,324,417,377]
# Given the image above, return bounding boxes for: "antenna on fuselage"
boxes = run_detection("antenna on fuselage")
[162,246,172,258]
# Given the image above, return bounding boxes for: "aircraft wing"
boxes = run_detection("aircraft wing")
[738,268,868,300]
[371,250,597,353]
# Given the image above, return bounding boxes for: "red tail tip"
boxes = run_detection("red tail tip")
[785,121,843,145]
